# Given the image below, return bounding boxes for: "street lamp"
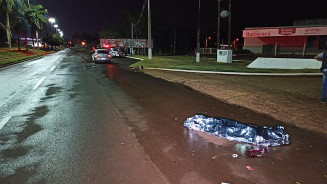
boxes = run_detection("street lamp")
[217,0,221,50]
[48,17,55,24]
[53,24,59,33]
[217,0,232,63]
[196,0,201,62]
[205,36,211,48]
[148,0,152,59]
[228,0,231,49]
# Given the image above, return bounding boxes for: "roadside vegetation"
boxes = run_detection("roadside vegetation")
[0,0,65,67]
[131,55,320,73]
[0,47,55,66]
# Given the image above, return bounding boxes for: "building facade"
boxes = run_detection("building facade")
[243,26,327,55]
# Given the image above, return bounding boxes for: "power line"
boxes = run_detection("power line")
[135,0,148,29]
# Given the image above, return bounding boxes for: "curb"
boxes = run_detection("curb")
[126,56,144,61]
[144,68,322,76]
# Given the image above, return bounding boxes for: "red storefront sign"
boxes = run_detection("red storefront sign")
[243,26,327,37]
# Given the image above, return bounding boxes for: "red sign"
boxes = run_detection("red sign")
[279,28,296,36]
[99,39,151,48]
[243,26,327,37]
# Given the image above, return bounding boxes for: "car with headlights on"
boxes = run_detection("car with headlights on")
[92,49,112,64]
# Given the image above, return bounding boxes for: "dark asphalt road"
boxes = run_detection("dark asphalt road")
[0,48,327,184]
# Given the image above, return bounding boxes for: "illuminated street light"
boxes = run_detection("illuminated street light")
[53,24,58,28]
[48,17,55,24]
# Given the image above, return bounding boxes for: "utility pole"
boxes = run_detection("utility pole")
[173,28,176,55]
[196,0,201,62]
[217,0,221,50]
[148,0,152,59]
[228,0,232,49]
[131,23,134,56]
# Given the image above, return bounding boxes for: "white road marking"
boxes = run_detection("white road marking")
[0,116,12,131]
[33,77,46,90]
[57,57,63,64]
[50,66,56,71]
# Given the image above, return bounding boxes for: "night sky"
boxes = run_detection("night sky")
[33,0,327,41]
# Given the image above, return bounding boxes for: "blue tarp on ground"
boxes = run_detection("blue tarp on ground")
[183,115,290,147]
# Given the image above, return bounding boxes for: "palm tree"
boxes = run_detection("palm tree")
[25,4,48,50]
[0,0,25,51]
[11,6,29,51]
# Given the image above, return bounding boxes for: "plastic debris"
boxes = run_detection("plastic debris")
[245,166,253,170]
[232,154,238,158]
[246,148,267,158]
[183,115,290,147]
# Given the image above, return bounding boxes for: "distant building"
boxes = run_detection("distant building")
[242,20,327,56]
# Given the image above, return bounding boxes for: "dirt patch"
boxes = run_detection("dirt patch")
[144,69,327,135]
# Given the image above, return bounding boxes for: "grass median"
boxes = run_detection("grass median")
[130,55,320,73]
[0,47,56,66]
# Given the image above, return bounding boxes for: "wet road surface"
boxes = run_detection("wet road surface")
[0,48,327,184]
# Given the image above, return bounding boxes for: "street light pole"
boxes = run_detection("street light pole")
[196,0,201,62]
[131,23,134,56]
[217,0,221,50]
[228,0,232,49]
[148,0,152,59]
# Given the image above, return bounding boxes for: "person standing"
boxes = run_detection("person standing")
[314,44,327,103]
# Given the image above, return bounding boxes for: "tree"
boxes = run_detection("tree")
[99,24,126,39]
[44,33,64,49]
[25,4,48,50]
[11,5,28,51]
[0,0,25,50]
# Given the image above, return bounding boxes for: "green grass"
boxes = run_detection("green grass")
[0,47,55,66]
[131,55,321,73]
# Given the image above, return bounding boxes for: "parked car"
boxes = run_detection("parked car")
[92,49,112,64]
[109,47,124,58]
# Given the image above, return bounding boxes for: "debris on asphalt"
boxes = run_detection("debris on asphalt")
[183,115,290,147]
[246,148,267,158]
[128,65,143,72]
[245,166,253,170]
